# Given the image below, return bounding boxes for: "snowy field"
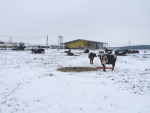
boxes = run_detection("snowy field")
[0,49,150,113]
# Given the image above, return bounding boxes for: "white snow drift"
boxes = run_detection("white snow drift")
[0,49,150,113]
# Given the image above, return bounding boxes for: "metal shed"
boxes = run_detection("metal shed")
[62,39,108,49]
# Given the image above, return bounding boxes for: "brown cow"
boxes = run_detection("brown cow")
[88,53,97,64]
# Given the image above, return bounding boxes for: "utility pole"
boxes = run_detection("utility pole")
[46,35,48,49]
[10,36,12,44]
[129,40,130,49]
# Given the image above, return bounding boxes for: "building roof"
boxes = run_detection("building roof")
[62,39,108,44]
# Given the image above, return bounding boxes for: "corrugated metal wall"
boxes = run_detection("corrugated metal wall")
[64,40,105,49]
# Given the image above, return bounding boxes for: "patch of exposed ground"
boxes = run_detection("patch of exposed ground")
[57,67,98,72]
[66,54,79,56]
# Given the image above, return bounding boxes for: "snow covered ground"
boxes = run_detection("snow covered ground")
[0,49,150,113]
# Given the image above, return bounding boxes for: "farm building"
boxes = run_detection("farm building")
[63,39,108,49]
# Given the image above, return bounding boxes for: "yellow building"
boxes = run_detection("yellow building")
[63,39,108,49]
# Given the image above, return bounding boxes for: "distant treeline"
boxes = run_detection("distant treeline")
[119,45,150,50]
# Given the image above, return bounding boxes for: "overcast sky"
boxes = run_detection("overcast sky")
[0,0,150,47]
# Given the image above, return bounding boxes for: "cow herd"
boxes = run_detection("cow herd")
[88,52,117,72]
[115,49,139,56]
[88,49,139,72]
[63,48,140,72]
[30,48,139,72]
[105,49,139,56]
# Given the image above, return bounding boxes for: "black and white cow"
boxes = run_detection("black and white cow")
[99,51,104,53]
[98,54,117,72]
[84,49,89,53]
[115,50,127,56]
[64,49,71,53]
[32,49,45,53]
[105,49,113,54]
[88,52,97,64]
[127,50,139,54]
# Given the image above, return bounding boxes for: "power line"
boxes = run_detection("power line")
[0,35,10,37]
[0,34,58,45]
[0,35,47,38]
